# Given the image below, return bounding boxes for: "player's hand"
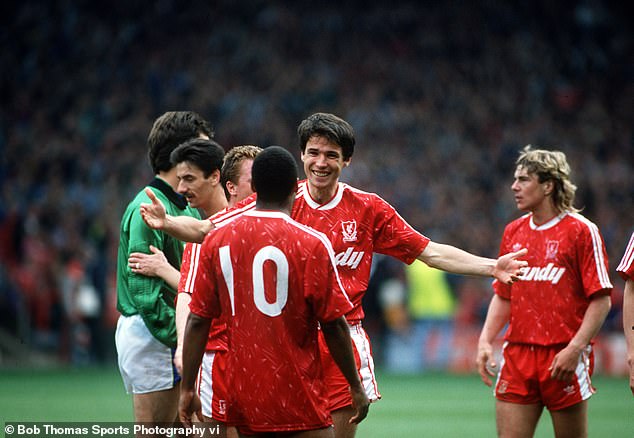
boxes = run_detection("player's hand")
[549,344,582,381]
[348,385,370,424]
[493,248,528,285]
[179,388,203,427]
[140,187,167,230]
[476,341,497,387]
[128,245,168,277]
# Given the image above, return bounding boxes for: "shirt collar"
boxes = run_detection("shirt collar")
[148,177,188,210]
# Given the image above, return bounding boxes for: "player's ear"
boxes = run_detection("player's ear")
[211,169,221,184]
[226,181,237,196]
[543,180,553,196]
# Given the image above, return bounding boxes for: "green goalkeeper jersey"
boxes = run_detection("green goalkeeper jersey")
[116,177,201,348]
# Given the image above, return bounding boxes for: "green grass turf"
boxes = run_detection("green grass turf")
[358,372,633,437]
[0,367,631,436]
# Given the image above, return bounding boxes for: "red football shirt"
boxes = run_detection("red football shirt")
[616,231,634,281]
[494,212,613,345]
[190,210,353,432]
[179,242,227,351]
[211,180,430,322]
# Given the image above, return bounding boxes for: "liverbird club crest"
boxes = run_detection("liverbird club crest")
[341,220,357,242]
[546,240,559,260]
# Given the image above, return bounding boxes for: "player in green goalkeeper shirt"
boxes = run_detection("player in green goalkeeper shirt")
[115,111,214,425]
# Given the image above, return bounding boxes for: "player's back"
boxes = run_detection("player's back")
[215,210,334,351]
[199,209,351,431]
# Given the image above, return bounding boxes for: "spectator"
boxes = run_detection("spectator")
[1,1,631,366]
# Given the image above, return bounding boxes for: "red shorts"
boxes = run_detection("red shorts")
[318,322,381,412]
[495,342,595,411]
[197,350,228,422]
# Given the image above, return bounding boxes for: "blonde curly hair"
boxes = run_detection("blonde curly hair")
[516,145,579,213]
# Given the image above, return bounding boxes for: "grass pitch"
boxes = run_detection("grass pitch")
[0,367,631,437]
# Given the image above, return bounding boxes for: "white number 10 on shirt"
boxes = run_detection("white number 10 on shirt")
[219,245,289,317]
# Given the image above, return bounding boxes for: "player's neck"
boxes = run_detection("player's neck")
[307,182,338,205]
[156,169,178,191]
[530,202,559,226]
[255,193,294,216]
[228,195,238,209]
[202,188,229,217]
[255,202,292,216]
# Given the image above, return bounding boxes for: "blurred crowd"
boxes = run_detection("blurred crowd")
[0,0,632,365]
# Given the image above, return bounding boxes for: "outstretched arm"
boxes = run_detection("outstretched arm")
[476,294,510,386]
[321,317,370,424]
[140,187,213,243]
[418,241,527,285]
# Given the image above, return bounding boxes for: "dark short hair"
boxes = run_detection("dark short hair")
[297,112,355,160]
[147,111,214,174]
[252,146,298,204]
[170,138,225,178]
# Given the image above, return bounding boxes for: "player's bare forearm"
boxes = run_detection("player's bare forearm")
[477,295,510,386]
[160,266,181,290]
[321,317,363,389]
[163,215,212,243]
[550,293,611,380]
[623,279,634,395]
[478,295,510,344]
[175,294,192,349]
[567,293,611,351]
[624,280,634,361]
[321,317,370,423]
[179,313,209,426]
[174,293,192,373]
[419,242,491,275]
[418,242,527,285]
[181,312,211,390]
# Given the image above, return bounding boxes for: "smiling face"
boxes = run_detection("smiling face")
[300,135,350,203]
[176,161,216,210]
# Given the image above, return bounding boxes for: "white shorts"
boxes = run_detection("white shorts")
[115,314,180,394]
[198,350,228,421]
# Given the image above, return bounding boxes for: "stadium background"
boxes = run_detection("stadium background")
[0,0,632,425]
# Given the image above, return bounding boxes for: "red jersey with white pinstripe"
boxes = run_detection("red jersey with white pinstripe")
[616,231,634,281]
[211,180,430,323]
[179,242,227,351]
[190,210,353,432]
[494,212,613,345]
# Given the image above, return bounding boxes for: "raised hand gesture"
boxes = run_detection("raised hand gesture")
[140,187,167,230]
